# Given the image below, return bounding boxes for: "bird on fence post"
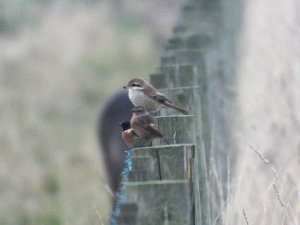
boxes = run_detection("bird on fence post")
[123,78,189,115]
[130,106,166,180]
[130,106,169,145]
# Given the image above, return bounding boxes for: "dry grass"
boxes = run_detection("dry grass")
[221,1,300,223]
[221,144,300,225]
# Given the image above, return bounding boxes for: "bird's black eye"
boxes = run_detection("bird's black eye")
[131,82,141,87]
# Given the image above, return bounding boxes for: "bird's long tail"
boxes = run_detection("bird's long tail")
[163,102,189,115]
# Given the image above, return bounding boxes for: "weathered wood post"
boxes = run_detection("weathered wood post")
[115,0,241,224]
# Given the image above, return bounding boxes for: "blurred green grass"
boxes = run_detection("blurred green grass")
[0,0,179,224]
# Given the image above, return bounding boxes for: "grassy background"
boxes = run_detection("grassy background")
[0,0,180,224]
[1,1,299,225]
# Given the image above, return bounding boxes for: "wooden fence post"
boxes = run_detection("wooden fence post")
[115,0,239,224]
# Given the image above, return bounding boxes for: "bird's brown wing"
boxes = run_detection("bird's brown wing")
[138,113,156,125]
[152,92,190,115]
[138,114,163,138]
[142,85,157,96]
[144,123,163,138]
[151,93,173,104]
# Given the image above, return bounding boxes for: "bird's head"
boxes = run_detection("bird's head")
[130,106,146,115]
[123,78,144,90]
[118,120,131,131]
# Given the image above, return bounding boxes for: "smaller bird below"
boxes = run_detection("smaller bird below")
[130,106,169,144]
[130,107,165,179]
[124,77,189,115]
[119,121,137,148]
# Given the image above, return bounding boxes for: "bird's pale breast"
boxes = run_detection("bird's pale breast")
[128,89,159,111]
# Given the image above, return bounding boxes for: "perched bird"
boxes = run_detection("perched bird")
[123,77,189,115]
[130,106,165,180]
[130,106,169,144]
[119,121,136,148]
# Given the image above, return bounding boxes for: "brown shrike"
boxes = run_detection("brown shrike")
[130,106,169,144]
[123,78,189,115]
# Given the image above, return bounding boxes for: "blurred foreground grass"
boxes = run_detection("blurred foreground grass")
[0,0,179,224]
